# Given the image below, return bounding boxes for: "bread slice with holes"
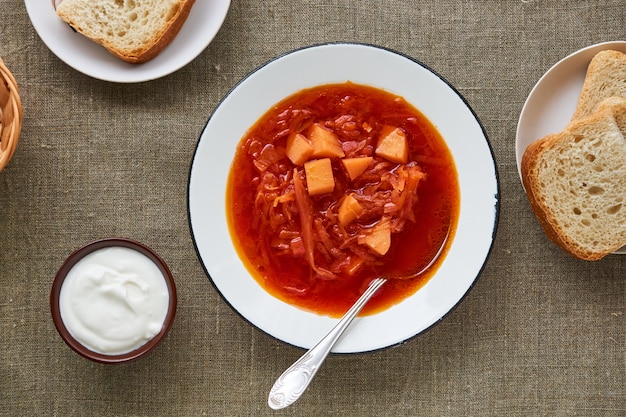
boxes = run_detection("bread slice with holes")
[521,96,626,260]
[56,0,195,64]
[571,50,626,120]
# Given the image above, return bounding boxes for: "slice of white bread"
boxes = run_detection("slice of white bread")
[56,0,195,64]
[521,97,626,260]
[571,50,626,120]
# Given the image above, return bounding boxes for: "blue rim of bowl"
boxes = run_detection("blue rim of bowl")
[50,238,177,364]
[187,41,500,353]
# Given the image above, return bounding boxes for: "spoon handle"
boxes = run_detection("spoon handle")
[268,277,387,409]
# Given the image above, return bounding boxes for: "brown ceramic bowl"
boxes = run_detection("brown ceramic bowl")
[50,238,177,364]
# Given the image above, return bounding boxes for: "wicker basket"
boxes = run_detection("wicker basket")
[0,57,22,172]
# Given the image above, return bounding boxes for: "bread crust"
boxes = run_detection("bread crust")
[119,0,195,64]
[520,133,599,260]
[521,98,626,260]
[57,0,196,64]
[571,50,626,120]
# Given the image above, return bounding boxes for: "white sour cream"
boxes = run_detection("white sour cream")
[59,246,170,355]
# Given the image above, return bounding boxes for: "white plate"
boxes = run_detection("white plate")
[516,41,626,254]
[25,0,230,83]
[188,43,499,353]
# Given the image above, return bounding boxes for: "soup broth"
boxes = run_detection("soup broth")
[227,82,459,317]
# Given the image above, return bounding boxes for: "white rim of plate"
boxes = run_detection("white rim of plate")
[24,0,231,83]
[515,40,626,254]
[188,42,500,353]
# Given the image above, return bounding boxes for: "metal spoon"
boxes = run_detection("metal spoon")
[268,230,449,409]
[267,276,386,409]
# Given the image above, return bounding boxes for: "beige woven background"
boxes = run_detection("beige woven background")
[1,1,624,415]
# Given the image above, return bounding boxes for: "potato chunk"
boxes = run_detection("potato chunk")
[286,133,314,166]
[359,218,391,255]
[309,123,345,158]
[375,126,408,163]
[338,194,364,226]
[304,158,335,195]
[341,157,373,180]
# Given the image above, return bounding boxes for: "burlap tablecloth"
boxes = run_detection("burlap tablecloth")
[1,1,624,415]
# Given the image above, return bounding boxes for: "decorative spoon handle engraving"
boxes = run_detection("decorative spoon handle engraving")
[268,277,387,409]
